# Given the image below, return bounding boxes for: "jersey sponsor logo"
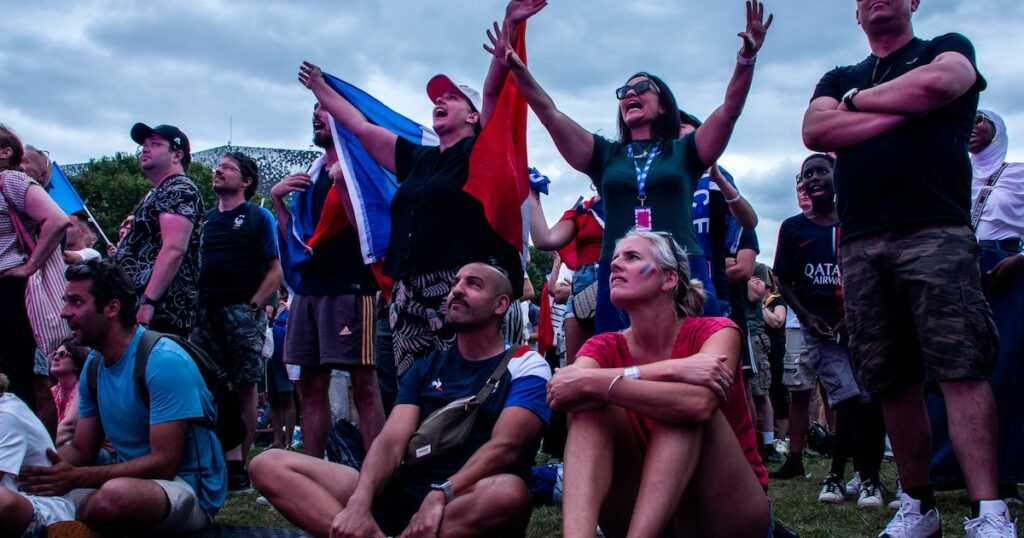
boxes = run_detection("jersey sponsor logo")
[804,263,841,285]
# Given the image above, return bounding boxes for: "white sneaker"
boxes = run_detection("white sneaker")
[858,478,885,508]
[819,473,845,503]
[889,478,904,510]
[847,472,863,496]
[964,510,1017,538]
[774,438,789,456]
[878,494,941,538]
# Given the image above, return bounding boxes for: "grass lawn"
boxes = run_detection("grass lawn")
[218,451,1022,537]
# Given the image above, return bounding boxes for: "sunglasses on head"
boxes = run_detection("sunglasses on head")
[975,112,991,126]
[616,80,660,100]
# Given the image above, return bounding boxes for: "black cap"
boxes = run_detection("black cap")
[130,123,191,170]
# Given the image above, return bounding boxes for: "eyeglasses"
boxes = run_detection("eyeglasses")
[615,80,660,100]
[214,163,241,173]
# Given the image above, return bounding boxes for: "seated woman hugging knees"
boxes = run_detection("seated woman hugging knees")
[547,229,770,538]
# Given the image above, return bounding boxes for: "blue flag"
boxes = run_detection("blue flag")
[48,162,85,215]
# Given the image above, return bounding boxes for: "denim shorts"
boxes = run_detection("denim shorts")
[565,263,598,319]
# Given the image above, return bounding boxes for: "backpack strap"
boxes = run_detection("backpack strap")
[86,354,99,398]
[133,329,165,409]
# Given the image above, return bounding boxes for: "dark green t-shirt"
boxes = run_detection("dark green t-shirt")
[586,133,707,262]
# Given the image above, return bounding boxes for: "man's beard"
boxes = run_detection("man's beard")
[313,133,332,149]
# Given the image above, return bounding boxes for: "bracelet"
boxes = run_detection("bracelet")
[725,192,742,204]
[606,375,624,401]
[736,53,757,66]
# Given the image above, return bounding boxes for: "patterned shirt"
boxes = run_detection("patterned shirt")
[115,175,204,332]
[0,171,41,273]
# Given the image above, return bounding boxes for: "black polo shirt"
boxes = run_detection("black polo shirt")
[385,136,523,297]
[811,33,986,244]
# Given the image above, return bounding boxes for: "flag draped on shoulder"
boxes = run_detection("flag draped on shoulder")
[465,23,530,253]
[281,73,437,292]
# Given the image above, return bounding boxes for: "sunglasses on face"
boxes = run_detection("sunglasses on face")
[53,349,71,359]
[616,80,660,100]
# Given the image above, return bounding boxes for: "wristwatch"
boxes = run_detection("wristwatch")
[624,366,642,380]
[430,480,455,504]
[139,295,158,307]
[842,88,861,112]
[249,302,261,313]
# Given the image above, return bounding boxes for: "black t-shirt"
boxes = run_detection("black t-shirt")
[298,168,378,296]
[727,227,760,331]
[811,33,987,243]
[772,214,844,326]
[198,202,278,305]
[387,136,523,297]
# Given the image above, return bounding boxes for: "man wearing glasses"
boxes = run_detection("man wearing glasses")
[192,151,282,493]
[802,1,1012,537]
[115,123,203,338]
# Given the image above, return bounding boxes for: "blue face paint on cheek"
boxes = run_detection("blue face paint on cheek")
[639,263,653,276]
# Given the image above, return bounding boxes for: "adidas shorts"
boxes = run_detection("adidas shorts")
[284,294,375,369]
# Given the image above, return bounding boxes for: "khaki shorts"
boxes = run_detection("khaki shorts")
[68,476,210,534]
[748,332,772,397]
[782,328,816,391]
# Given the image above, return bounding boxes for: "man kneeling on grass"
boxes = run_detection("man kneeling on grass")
[250,262,551,538]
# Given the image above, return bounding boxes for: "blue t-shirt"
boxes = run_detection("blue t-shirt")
[198,202,278,305]
[394,345,551,485]
[693,167,743,300]
[772,214,844,326]
[78,327,226,515]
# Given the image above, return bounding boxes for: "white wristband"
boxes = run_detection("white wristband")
[725,192,742,204]
[736,53,757,66]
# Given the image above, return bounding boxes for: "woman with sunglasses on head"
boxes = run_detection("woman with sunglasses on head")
[493,1,772,334]
[547,229,770,537]
[295,0,546,378]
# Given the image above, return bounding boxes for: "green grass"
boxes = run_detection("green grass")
[217,450,1022,537]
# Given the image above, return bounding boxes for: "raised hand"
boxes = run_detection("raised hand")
[505,0,548,25]
[483,20,511,68]
[298,61,327,92]
[738,0,773,58]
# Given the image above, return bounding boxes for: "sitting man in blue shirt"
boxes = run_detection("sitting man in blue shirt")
[251,262,552,537]
[17,260,225,535]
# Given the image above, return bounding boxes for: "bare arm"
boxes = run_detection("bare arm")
[22,420,188,495]
[709,164,757,228]
[137,212,192,325]
[58,414,103,466]
[846,52,978,116]
[763,302,786,329]
[802,96,908,151]
[527,190,577,250]
[726,248,756,284]
[480,0,548,125]
[299,62,398,174]
[448,407,543,497]
[1,184,69,279]
[693,1,773,165]
[502,51,594,173]
[250,258,283,309]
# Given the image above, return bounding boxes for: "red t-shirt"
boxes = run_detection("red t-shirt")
[577,317,769,490]
[557,201,603,270]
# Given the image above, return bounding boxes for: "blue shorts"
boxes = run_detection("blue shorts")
[565,263,599,319]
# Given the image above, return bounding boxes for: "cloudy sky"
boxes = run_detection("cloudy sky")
[3,0,1022,263]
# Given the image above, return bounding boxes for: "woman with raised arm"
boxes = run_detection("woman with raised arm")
[547,229,770,537]
[497,1,772,334]
[296,0,546,376]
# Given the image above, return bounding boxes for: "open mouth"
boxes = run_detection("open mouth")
[625,100,643,112]
[433,106,448,119]
[312,119,326,131]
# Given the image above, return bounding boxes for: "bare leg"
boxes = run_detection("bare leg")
[270,392,286,448]
[754,394,774,444]
[297,367,332,458]
[237,382,258,459]
[627,422,705,537]
[939,379,999,500]
[0,489,34,536]
[439,474,533,538]
[348,368,385,451]
[77,477,171,532]
[788,389,812,453]
[283,392,297,447]
[671,413,771,537]
[562,406,642,538]
[249,448,360,537]
[882,382,932,490]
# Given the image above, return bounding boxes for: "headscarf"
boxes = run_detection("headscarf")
[972,109,1008,179]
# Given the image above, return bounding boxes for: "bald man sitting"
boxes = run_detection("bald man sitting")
[250,262,552,538]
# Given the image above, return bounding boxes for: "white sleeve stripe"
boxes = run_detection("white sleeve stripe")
[508,351,552,381]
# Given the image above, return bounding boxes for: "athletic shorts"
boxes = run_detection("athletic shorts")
[190,303,266,385]
[748,332,772,396]
[841,225,998,394]
[782,328,815,391]
[285,294,375,369]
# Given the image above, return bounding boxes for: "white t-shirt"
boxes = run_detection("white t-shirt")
[67,247,101,263]
[0,393,76,527]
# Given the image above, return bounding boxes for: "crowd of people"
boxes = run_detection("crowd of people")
[0,0,1021,537]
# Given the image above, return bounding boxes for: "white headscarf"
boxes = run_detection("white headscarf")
[972,109,1008,179]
